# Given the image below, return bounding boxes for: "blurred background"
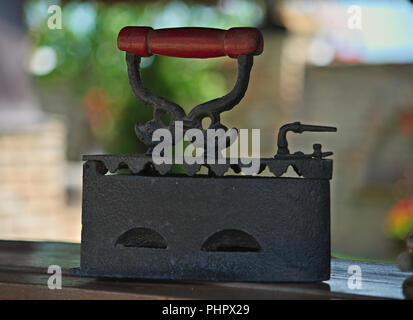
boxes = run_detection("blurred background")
[0,0,412,262]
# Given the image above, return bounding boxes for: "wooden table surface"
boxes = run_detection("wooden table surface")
[0,240,412,300]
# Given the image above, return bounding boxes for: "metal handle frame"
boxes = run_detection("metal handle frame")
[126,52,253,153]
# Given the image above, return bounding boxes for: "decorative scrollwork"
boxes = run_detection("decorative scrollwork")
[126,52,254,155]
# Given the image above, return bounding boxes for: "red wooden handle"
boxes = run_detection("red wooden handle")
[117,27,263,59]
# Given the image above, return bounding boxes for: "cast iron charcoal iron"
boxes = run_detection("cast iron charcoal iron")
[76,27,337,281]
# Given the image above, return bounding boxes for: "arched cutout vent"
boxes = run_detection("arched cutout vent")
[115,227,167,249]
[201,229,261,252]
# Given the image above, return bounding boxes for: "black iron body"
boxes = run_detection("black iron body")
[79,158,331,281]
